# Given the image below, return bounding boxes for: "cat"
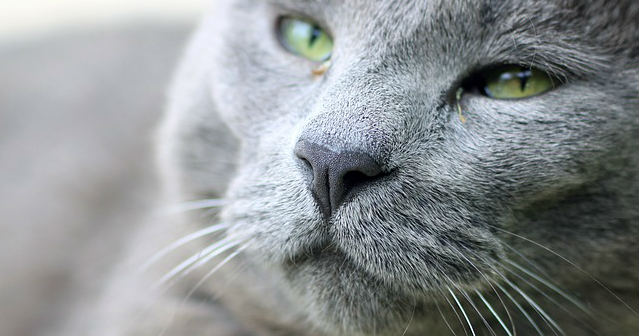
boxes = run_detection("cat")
[84,0,638,335]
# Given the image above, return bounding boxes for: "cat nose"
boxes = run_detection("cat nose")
[294,139,383,218]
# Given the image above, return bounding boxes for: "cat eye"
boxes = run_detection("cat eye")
[463,65,555,99]
[277,17,333,62]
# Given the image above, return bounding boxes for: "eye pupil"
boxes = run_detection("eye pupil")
[309,26,321,47]
[519,71,530,91]
[278,17,333,62]
[463,65,554,100]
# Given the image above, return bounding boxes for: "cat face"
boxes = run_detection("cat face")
[162,0,638,334]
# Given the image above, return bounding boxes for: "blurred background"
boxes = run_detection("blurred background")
[0,0,206,41]
[0,2,207,335]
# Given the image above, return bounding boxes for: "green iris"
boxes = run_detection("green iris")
[279,17,333,62]
[482,65,554,99]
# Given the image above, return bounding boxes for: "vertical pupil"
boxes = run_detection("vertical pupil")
[518,69,531,91]
[308,26,321,47]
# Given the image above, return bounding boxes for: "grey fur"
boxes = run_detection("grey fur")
[92,0,638,335]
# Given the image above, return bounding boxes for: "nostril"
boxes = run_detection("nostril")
[328,153,383,213]
[342,170,381,196]
[298,156,313,172]
[294,138,385,218]
[295,145,315,177]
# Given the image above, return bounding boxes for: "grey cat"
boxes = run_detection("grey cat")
[86,0,638,335]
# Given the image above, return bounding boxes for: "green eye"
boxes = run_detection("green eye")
[468,65,555,99]
[278,17,333,62]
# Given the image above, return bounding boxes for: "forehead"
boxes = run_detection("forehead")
[263,0,528,31]
[254,0,627,43]
[222,0,633,81]
[253,0,588,59]
[265,0,478,38]
[257,0,504,65]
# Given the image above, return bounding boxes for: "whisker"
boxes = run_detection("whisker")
[505,259,592,317]
[458,288,498,336]
[401,299,416,336]
[495,282,544,336]
[501,241,552,279]
[501,261,582,322]
[459,250,517,336]
[158,198,227,215]
[155,236,242,287]
[448,287,477,336]
[157,239,251,336]
[443,289,470,336]
[435,299,460,336]
[475,289,514,336]
[184,239,254,300]
[492,226,637,315]
[501,277,564,336]
[178,238,248,278]
[141,223,228,271]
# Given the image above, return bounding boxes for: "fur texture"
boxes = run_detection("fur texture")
[90,1,638,335]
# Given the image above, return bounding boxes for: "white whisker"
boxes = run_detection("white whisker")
[475,289,514,336]
[401,299,416,336]
[493,226,637,314]
[155,236,241,287]
[158,198,227,215]
[502,242,552,279]
[495,282,544,336]
[502,261,582,324]
[505,259,591,316]
[443,289,470,336]
[179,238,248,278]
[502,277,564,336]
[157,239,251,336]
[141,223,228,271]
[185,240,254,299]
[459,288,497,336]
[435,299,459,336]
[448,287,477,336]
[459,251,517,336]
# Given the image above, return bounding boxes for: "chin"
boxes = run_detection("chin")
[284,249,424,336]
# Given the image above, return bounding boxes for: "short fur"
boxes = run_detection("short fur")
[90,1,638,335]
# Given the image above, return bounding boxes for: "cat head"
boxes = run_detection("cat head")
[160,0,638,334]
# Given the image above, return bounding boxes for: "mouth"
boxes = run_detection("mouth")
[284,240,341,268]
[279,239,427,336]
[280,238,385,287]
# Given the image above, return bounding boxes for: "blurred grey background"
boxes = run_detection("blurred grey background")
[0,2,205,335]
[0,0,205,41]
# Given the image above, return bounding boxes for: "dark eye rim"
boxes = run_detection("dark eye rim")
[274,15,333,62]
[459,64,560,100]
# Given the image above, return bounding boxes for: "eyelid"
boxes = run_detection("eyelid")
[277,15,334,41]
[270,2,334,40]
[458,64,558,100]
[276,16,334,62]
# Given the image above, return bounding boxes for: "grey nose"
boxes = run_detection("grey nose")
[294,139,383,218]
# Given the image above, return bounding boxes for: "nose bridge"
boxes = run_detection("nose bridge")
[298,71,404,160]
[294,70,409,218]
